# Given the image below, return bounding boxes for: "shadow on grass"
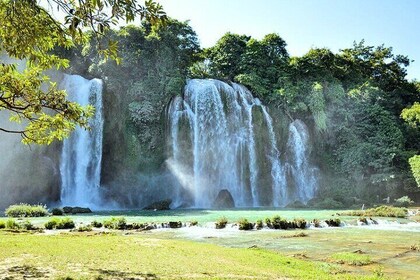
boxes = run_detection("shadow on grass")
[6,265,47,278]
[91,268,158,279]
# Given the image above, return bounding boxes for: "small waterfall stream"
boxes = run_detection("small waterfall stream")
[167,79,318,208]
[59,74,104,207]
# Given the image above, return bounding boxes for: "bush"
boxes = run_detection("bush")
[103,217,127,230]
[56,218,75,229]
[51,208,64,216]
[394,196,414,208]
[5,219,20,230]
[45,218,75,230]
[19,220,36,230]
[266,215,288,229]
[5,203,49,217]
[91,220,103,228]
[340,205,408,218]
[44,219,58,230]
[76,225,92,232]
[190,220,198,226]
[312,219,321,228]
[215,216,228,229]
[330,252,372,266]
[293,218,307,229]
[314,198,344,209]
[325,219,341,227]
[0,221,5,229]
[255,219,263,230]
[238,218,253,230]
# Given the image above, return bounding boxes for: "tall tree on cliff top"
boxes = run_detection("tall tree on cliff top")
[0,0,166,144]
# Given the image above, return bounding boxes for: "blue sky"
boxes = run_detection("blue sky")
[159,0,420,80]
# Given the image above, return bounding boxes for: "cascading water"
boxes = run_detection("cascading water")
[285,120,319,204]
[167,79,318,208]
[59,74,104,207]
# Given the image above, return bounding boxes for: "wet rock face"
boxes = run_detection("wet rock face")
[62,206,92,214]
[143,199,172,210]
[213,189,235,209]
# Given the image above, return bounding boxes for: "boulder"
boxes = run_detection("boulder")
[213,189,235,209]
[62,206,92,214]
[143,199,172,210]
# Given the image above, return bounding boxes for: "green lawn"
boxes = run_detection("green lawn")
[0,230,384,280]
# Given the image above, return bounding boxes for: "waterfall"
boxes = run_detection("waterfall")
[59,74,104,208]
[167,79,319,208]
[286,120,319,204]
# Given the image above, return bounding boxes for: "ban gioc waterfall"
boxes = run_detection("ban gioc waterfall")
[52,76,318,209]
[59,75,104,208]
[167,79,318,208]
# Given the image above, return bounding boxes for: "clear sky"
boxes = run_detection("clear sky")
[158,0,420,80]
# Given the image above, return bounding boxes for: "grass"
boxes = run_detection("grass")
[340,205,408,218]
[0,231,383,280]
[330,252,373,266]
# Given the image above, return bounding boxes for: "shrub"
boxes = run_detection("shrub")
[44,219,58,230]
[0,221,5,229]
[394,196,414,208]
[325,219,341,227]
[330,252,372,266]
[51,208,64,216]
[215,216,228,229]
[91,220,103,228]
[45,218,75,230]
[19,220,36,230]
[340,205,408,218]
[103,217,127,230]
[5,203,49,217]
[168,221,182,228]
[314,198,344,209]
[76,225,92,232]
[312,219,321,227]
[264,217,272,228]
[293,218,307,229]
[56,218,75,229]
[269,215,288,229]
[190,220,198,226]
[255,219,263,230]
[5,219,20,230]
[238,218,253,230]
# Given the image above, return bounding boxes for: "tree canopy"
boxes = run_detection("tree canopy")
[0,0,166,144]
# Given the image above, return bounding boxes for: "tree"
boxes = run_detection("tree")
[0,0,166,144]
[206,33,250,80]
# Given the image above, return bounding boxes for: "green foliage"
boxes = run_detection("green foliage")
[103,217,127,230]
[0,221,5,229]
[314,198,345,209]
[5,203,49,217]
[76,225,92,232]
[324,219,341,227]
[51,208,64,216]
[394,196,414,207]
[330,252,372,266]
[5,219,20,230]
[401,102,420,127]
[215,216,228,229]
[91,220,103,228]
[307,82,327,132]
[255,219,263,230]
[19,220,36,231]
[408,155,420,187]
[0,0,166,144]
[44,217,75,229]
[341,205,408,218]
[238,218,253,230]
